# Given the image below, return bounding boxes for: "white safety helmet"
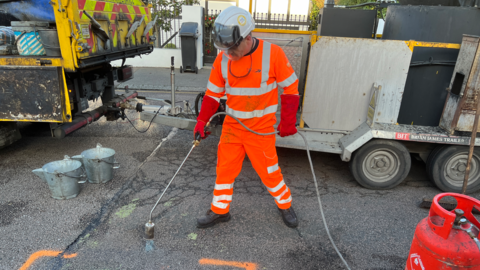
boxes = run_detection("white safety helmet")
[213,6,255,51]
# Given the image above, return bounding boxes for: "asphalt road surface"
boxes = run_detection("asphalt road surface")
[1,91,479,270]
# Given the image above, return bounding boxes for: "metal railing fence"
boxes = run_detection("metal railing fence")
[253,12,310,31]
[154,6,182,49]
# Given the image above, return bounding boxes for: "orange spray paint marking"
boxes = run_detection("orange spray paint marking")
[62,253,78,259]
[199,258,257,270]
[19,250,77,270]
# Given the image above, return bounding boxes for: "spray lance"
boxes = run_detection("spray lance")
[133,55,204,239]
[145,132,203,240]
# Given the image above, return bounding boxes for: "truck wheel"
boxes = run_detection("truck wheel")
[349,139,411,190]
[430,145,480,194]
[0,122,21,149]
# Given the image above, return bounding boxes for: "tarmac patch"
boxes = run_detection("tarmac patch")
[0,200,28,226]
[371,253,405,268]
[285,243,349,270]
[132,151,150,161]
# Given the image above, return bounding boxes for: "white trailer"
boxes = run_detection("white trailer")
[138,34,480,193]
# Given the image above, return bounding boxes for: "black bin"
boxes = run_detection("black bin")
[179,22,198,74]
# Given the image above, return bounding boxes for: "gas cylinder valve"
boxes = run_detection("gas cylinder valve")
[457,218,480,252]
[454,209,465,226]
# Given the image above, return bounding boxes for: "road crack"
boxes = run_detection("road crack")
[48,128,178,270]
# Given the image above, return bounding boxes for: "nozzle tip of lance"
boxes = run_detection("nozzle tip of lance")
[145,221,155,239]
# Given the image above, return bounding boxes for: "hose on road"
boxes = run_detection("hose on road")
[207,112,351,270]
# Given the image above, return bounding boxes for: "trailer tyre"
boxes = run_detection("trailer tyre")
[430,145,480,194]
[349,139,411,190]
[426,144,446,181]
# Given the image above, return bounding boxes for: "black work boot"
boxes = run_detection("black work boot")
[278,207,298,228]
[196,209,231,228]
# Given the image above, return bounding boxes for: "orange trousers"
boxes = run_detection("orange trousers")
[211,124,292,214]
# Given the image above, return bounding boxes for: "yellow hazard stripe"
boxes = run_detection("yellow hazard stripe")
[113,31,117,47]
[104,2,114,12]
[404,40,460,52]
[84,0,96,11]
[0,119,64,123]
[127,5,135,14]
[0,57,64,66]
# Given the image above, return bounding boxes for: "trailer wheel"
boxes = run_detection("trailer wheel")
[426,145,446,181]
[349,139,411,190]
[430,146,480,194]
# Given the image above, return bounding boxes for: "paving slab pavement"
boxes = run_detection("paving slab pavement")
[2,91,480,270]
[115,67,211,92]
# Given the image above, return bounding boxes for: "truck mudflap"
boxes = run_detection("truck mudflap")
[0,65,71,122]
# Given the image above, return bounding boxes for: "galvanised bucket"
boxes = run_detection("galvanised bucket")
[72,143,119,184]
[37,29,61,56]
[32,155,86,200]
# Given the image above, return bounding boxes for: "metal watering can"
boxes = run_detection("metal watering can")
[32,155,86,200]
[72,143,120,184]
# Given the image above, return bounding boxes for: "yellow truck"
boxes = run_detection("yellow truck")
[0,0,156,148]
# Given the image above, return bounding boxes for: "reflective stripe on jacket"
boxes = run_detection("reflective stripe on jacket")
[205,39,299,132]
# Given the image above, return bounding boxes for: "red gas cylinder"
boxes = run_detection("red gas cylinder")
[406,193,480,269]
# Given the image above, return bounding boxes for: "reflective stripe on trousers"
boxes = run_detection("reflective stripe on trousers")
[210,124,292,214]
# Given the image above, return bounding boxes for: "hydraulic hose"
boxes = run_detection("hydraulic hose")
[207,112,351,270]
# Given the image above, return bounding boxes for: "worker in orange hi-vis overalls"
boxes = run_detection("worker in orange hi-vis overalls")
[194,6,300,228]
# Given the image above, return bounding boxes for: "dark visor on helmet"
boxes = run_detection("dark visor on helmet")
[213,24,243,50]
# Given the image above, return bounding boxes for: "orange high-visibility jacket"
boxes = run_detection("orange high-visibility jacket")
[205,39,299,132]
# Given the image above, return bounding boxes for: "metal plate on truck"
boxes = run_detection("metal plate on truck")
[302,37,412,131]
[81,24,90,38]
[0,66,67,122]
